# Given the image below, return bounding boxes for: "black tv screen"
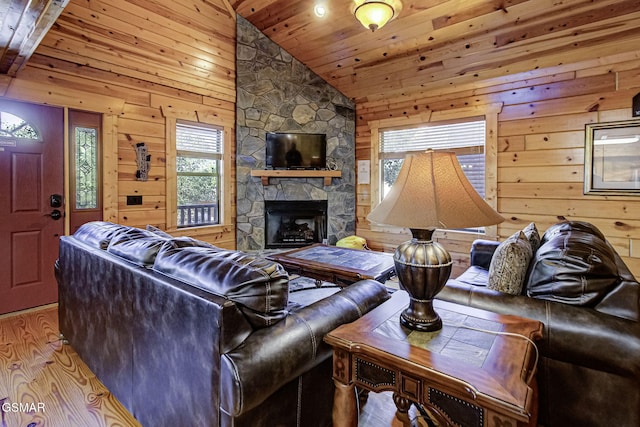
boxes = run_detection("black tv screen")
[266,133,327,169]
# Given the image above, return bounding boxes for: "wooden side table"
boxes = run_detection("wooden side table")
[325,291,543,427]
[267,243,395,286]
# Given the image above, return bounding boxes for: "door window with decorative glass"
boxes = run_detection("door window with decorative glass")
[176,121,223,228]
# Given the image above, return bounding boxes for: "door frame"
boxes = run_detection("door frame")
[0,93,121,236]
[62,109,119,234]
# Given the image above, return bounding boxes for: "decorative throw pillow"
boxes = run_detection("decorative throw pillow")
[488,231,533,295]
[522,222,541,253]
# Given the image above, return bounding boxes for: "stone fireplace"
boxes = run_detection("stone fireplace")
[235,16,356,251]
[265,200,327,249]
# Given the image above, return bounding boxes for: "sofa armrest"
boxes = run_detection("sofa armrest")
[470,239,500,270]
[440,280,640,378]
[219,279,390,417]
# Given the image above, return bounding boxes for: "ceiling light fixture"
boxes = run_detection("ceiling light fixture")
[314,4,326,18]
[354,0,401,32]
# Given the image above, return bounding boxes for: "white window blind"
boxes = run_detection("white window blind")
[380,119,486,197]
[176,122,223,157]
[380,120,485,154]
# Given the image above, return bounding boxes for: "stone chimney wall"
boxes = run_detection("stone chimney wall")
[236,16,356,251]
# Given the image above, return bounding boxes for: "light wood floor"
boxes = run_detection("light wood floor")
[0,305,427,427]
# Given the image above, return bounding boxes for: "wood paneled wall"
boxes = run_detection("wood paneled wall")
[2,0,639,271]
[0,0,237,248]
[356,53,640,278]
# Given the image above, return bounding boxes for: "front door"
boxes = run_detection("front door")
[0,99,64,314]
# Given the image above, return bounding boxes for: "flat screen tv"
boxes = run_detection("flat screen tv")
[266,133,327,170]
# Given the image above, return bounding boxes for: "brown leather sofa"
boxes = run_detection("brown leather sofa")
[438,221,640,427]
[55,221,390,427]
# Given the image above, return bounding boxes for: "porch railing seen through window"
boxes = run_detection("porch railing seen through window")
[177,203,219,227]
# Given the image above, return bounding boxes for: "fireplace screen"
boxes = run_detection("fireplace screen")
[265,200,328,248]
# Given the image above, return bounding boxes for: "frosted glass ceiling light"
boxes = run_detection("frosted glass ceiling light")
[354,1,399,32]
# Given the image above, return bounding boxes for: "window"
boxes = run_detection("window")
[379,119,486,199]
[69,110,103,232]
[368,104,501,240]
[74,126,99,209]
[0,111,39,140]
[176,121,223,228]
[378,119,487,233]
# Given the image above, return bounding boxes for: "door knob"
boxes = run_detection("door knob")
[46,209,62,220]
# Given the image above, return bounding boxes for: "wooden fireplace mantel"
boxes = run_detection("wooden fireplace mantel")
[251,169,342,186]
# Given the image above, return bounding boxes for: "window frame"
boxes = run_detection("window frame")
[165,116,232,233]
[368,104,502,239]
[175,120,223,228]
[379,118,487,201]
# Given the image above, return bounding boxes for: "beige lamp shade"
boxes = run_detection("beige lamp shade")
[367,150,504,230]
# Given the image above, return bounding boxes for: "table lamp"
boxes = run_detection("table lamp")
[367,150,504,331]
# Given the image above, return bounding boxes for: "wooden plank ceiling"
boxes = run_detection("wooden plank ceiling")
[0,0,69,76]
[231,0,640,103]
[3,0,640,106]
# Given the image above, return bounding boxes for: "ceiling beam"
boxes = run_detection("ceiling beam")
[0,0,69,76]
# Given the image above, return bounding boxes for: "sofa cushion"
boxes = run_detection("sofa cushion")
[110,226,155,243]
[108,236,167,267]
[104,226,163,266]
[73,221,130,249]
[146,224,173,238]
[287,276,341,309]
[488,231,532,295]
[153,246,289,329]
[469,239,500,271]
[104,224,216,267]
[169,236,217,248]
[526,221,620,306]
[455,265,490,287]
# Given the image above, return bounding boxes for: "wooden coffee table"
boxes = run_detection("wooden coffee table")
[325,291,543,427]
[267,243,395,286]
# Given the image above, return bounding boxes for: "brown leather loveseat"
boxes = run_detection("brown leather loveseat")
[438,221,640,427]
[55,221,390,427]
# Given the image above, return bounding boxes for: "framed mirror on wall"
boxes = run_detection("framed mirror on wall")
[585,120,640,195]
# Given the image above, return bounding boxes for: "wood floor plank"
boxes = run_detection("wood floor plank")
[0,306,141,427]
[0,305,423,426]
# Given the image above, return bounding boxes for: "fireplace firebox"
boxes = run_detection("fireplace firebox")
[265,200,328,249]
